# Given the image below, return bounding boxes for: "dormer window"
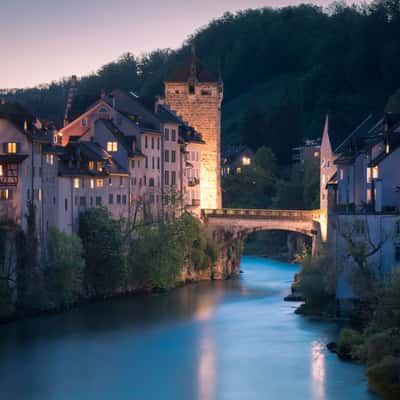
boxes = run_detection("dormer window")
[81,118,87,127]
[189,84,195,94]
[7,142,17,154]
[107,141,118,152]
[98,108,108,113]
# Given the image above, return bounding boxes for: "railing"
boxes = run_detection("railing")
[202,208,320,220]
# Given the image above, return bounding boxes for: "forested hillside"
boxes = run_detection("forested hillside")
[2,0,400,163]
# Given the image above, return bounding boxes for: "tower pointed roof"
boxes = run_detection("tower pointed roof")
[165,47,218,83]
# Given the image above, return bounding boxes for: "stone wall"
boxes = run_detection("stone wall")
[164,82,223,209]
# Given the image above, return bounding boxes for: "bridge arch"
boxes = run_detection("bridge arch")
[202,208,322,256]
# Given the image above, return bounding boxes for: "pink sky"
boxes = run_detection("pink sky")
[0,1,353,89]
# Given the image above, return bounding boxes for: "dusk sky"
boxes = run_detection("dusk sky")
[1,0,349,89]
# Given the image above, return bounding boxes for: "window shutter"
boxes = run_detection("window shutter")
[16,143,21,153]
[2,143,6,153]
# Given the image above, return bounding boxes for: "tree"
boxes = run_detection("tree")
[79,208,127,296]
[45,228,85,307]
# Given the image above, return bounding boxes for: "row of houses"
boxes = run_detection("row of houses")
[0,52,223,238]
[320,112,400,306]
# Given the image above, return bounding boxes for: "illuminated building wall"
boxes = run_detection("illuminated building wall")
[163,81,223,209]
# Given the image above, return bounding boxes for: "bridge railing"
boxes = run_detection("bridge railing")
[202,208,320,220]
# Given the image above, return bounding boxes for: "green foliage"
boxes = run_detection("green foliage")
[296,247,336,306]
[45,228,85,307]
[273,160,320,210]
[337,329,365,360]
[222,146,277,209]
[127,213,218,289]
[79,208,127,296]
[366,356,400,400]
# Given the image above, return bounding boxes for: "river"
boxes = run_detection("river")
[0,256,377,400]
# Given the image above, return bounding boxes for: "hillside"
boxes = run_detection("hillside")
[2,1,400,162]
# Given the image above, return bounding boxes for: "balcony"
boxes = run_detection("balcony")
[188,177,200,187]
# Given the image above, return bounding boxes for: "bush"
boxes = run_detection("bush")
[79,208,127,296]
[45,228,85,307]
[337,329,365,360]
[296,248,335,307]
[366,356,400,400]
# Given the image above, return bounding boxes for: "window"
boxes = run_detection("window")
[109,194,114,204]
[171,151,176,163]
[64,198,68,211]
[0,165,2,176]
[109,177,112,186]
[120,176,124,186]
[172,171,176,185]
[164,170,169,185]
[314,151,319,158]
[164,150,169,162]
[89,161,95,170]
[151,137,154,149]
[157,157,160,170]
[81,118,87,127]
[165,128,169,141]
[90,197,93,206]
[340,169,344,180]
[152,157,155,169]
[144,175,147,186]
[395,246,400,262]
[201,89,211,96]
[171,129,176,141]
[137,160,141,168]
[95,196,102,206]
[131,160,135,169]
[396,221,400,236]
[145,136,148,148]
[90,178,95,189]
[117,194,121,204]
[236,167,241,174]
[80,196,87,207]
[7,142,17,153]
[149,178,155,187]
[96,178,104,188]
[157,138,160,150]
[46,153,54,165]
[98,107,108,113]
[145,157,148,169]
[74,178,80,189]
[107,141,118,152]
[242,156,251,166]
[122,195,127,204]
[97,162,103,172]
[0,189,10,200]
[189,84,195,94]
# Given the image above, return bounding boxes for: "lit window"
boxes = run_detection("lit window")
[97,162,103,172]
[242,156,251,166]
[0,189,9,200]
[107,141,118,152]
[89,161,95,170]
[7,142,17,153]
[90,179,95,189]
[340,169,344,180]
[38,189,42,202]
[74,178,80,189]
[96,179,104,188]
[372,166,379,179]
[236,167,241,174]
[0,165,3,176]
[314,151,319,158]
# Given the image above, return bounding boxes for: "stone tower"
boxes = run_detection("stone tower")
[163,49,223,209]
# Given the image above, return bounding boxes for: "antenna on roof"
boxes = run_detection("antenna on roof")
[64,75,77,127]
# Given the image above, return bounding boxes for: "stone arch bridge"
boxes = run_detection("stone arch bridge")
[201,209,323,276]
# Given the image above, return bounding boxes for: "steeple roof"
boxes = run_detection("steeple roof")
[166,48,218,83]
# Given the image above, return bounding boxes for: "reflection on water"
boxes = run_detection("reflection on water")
[0,256,376,400]
[197,325,217,400]
[311,340,326,400]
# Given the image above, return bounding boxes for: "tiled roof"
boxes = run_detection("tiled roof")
[166,53,218,83]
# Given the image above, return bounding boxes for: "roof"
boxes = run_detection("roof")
[106,90,161,131]
[156,104,183,124]
[222,145,254,164]
[165,51,218,83]
[97,119,130,151]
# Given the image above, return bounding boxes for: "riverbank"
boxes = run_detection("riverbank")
[0,210,242,324]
